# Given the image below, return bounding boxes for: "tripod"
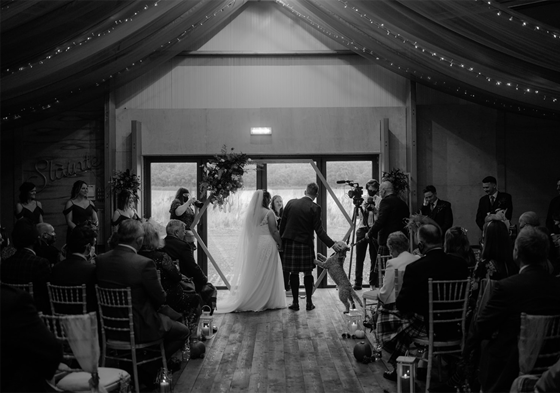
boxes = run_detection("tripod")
[346,203,362,280]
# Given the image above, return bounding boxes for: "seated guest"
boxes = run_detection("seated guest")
[96,220,189,382]
[377,231,419,306]
[518,211,540,230]
[1,283,63,392]
[139,221,202,320]
[163,219,217,313]
[444,226,477,268]
[381,223,469,381]
[475,220,518,280]
[35,222,60,267]
[464,226,560,392]
[51,224,98,313]
[0,219,51,313]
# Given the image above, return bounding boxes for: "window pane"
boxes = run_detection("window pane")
[326,161,374,287]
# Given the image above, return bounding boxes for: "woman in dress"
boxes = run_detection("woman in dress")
[444,226,477,268]
[63,180,98,243]
[15,182,43,224]
[271,195,290,292]
[111,189,140,232]
[169,187,201,248]
[475,220,518,280]
[215,190,287,313]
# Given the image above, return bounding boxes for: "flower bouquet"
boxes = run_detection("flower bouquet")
[200,145,251,207]
[108,169,141,201]
[382,168,409,197]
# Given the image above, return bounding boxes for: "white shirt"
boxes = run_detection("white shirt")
[378,251,420,304]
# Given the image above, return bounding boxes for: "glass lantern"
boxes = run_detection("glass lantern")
[345,308,362,336]
[396,356,418,393]
[198,305,214,340]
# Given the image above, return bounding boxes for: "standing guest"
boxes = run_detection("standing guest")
[15,181,43,224]
[163,219,217,313]
[1,283,63,393]
[420,185,453,237]
[280,182,345,311]
[139,221,201,319]
[464,226,560,393]
[169,187,202,248]
[354,179,382,290]
[474,220,518,280]
[0,219,51,313]
[546,177,560,235]
[111,189,140,232]
[271,194,290,293]
[51,225,98,313]
[35,222,60,267]
[96,220,189,381]
[381,223,469,381]
[63,180,98,244]
[444,227,477,268]
[365,180,410,256]
[475,176,513,231]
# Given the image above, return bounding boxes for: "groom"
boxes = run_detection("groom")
[280,182,344,311]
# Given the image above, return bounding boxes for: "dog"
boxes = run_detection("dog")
[314,250,363,313]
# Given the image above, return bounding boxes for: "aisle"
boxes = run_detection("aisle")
[173,288,397,393]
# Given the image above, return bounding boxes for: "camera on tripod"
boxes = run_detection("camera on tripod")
[337,180,364,206]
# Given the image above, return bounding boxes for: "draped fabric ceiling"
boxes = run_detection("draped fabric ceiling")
[1,0,559,129]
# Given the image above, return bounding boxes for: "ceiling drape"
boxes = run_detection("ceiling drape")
[1,0,559,128]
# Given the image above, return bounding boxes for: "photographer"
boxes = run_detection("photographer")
[354,179,382,290]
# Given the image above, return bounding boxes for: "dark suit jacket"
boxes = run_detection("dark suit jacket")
[162,235,208,292]
[475,191,513,230]
[546,195,560,234]
[51,253,97,313]
[96,245,167,343]
[396,249,470,328]
[0,283,62,393]
[420,199,453,236]
[280,196,334,248]
[466,265,560,393]
[0,248,51,313]
[367,194,410,247]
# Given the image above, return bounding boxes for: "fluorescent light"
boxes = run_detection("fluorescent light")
[250,127,272,135]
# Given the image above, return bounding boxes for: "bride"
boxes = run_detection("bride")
[215,190,287,313]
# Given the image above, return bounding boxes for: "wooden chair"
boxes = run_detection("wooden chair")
[1,281,33,297]
[40,312,130,392]
[96,285,167,393]
[412,278,471,393]
[362,254,391,321]
[47,283,87,315]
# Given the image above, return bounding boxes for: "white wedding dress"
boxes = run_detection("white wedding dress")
[215,191,287,313]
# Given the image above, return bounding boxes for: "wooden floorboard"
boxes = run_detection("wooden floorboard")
[173,288,398,393]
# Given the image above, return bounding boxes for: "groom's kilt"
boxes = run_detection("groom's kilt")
[282,239,315,273]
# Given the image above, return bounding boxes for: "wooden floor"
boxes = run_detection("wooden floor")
[171,288,397,393]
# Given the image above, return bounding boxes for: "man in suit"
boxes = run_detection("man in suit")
[382,223,469,380]
[420,185,453,237]
[1,283,63,392]
[35,222,60,267]
[365,180,410,255]
[280,182,344,311]
[163,219,217,312]
[0,218,51,313]
[465,226,560,392]
[51,224,98,313]
[545,177,560,235]
[96,220,189,371]
[475,176,513,231]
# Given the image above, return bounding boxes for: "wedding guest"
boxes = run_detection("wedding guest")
[63,180,98,244]
[111,189,140,232]
[444,226,477,268]
[546,177,560,235]
[51,224,98,313]
[0,219,51,313]
[271,194,290,293]
[518,211,540,229]
[15,181,43,225]
[475,176,513,231]
[420,185,453,237]
[35,222,60,267]
[474,220,518,280]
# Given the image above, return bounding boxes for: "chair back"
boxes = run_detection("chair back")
[47,282,87,315]
[1,281,34,297]
[40,313,77,364]
[518,313,560,375]
[427,278,471,347]
[376,255,391,287]
[95,285,136,345]
[394,269,405,299]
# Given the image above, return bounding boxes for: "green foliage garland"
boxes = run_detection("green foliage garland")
[382,168,409,196]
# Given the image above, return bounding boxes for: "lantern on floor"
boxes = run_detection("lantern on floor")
[396,356,418,393]
[345,308,361,336]
[198,305,214,340]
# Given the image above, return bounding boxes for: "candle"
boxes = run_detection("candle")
[160,381,170,393]
[202,326,210,337]
[400,370,411,393]
[349,321,358,334]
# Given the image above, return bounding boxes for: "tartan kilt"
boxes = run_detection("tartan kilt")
[376,308,426,345]
[282,239,315,273]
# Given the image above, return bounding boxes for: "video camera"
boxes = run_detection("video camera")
[337,180,364,206]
